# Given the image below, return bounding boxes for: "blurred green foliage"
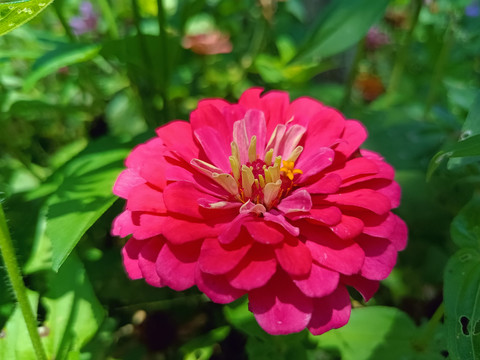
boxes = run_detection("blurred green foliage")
[0,0,479,359]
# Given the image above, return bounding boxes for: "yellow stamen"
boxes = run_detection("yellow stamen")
[258,174,266,188]
[263,180,282,209]
[248,136,257,163]
[229,155,240,181]
[268,163,280,183]
[287,146,303,162]
[280,160,303,181]
[241,165,255,198]
[264,149,274,165]
[231,141,241,164]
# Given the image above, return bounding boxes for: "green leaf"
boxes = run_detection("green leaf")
[292,0,389,63]
[46,136,130,271]
[0,290,39,360]
[42,253,105,359]
[180,326,230,360]
[444,248,480,360]
[451,195,480,249]
[24,42,102,91]
[311,306,443,360]
[0,0,53,36]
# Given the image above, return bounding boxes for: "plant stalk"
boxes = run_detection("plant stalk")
[157,0,170,122]
[387,0,423,95]
[98,0,119,39]
[0,203,47,360]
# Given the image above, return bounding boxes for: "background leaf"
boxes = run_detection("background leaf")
[0,0,53,36]
[444,248,480,360]
[292,0,389,63]
[311,306,443,360]
[45,136,130,271]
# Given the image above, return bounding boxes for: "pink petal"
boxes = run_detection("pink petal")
[277,190,312,214]
[248,271,313,335]
[162,216,220,244]
[113,169,145,198]
[263,212,300,237]
[296,147,335,182]
[112,210,135,237]
[155,240,201,291]
[138,237,164,287]
[324,189,391,215]
[330,214,364,241]
[362,212,397,238]
[196,267,246,304]
[244,109,267,156]
[198,237,252,275]
[294,263,339,298]
[190,101,232,139]
[227,244,277,290]
[132,212,165,239]
[276,124,306,159]
[287,206,342,226]
[163,181,220,219]
[390,214,408,251]
[122,238,144,280]
[376,181,401,209]
[334,120,367,158]
[243,220,285,245]
[303,225,365,275]
[275,236,312,277]
[126,183,166,213]
[218,213,252,244]
[357,235,397,280]
[301,106,346,149]
[332,157,379,184]
[155,120,199,159]
[238,87,263,110]
[286,96,326,129]
[194,126,231,171]
[307,285,351,335]
[306,173,342,194]
[341,274,380,302]
[259,90,291,138]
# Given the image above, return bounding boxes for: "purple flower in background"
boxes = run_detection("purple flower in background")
[70,2,98,35]
[466,0,480,17]
[365,26,390,51]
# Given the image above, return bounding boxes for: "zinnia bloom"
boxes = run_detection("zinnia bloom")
[112,88,407,335]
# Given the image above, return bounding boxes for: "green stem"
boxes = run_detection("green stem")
[387,0,423,95]
[0,204,47,360]
[157,0,170,122]
[98,0,119,39]
[340,39,365,110]
[414,302,445,351]
[423,18,454,119]
[52,2,76,42]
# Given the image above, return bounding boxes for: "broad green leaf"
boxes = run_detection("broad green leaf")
[0,290,39,360]
[180,326,230,360]
[224,299,269,340]
[0,0,53,36]
[444,248,480,360]
[46,136,130,271]
[448,92,480,169]
[292,0,389,63]
[451,195,480,249]
[312,306,443,360]
[24,42,102,91]
[42,253,105,359]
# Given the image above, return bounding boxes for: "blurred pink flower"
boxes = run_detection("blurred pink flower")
[112,88,407,335]
[365,26,390,51]
[182,30,232,55]
[70,2,98,36]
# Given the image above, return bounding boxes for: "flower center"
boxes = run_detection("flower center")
[228,136,303,209]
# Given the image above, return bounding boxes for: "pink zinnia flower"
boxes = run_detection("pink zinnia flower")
[112,88,407,335]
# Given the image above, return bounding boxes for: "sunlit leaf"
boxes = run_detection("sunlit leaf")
[0,0,53,36]
[311,306,444,360]
[45,136,131,271]
[451,195,480,249]
[444,248,480,360]
[42,253,105,359]
[23,42,102,91]
[292,0,389,63]
[0,290,39,360]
